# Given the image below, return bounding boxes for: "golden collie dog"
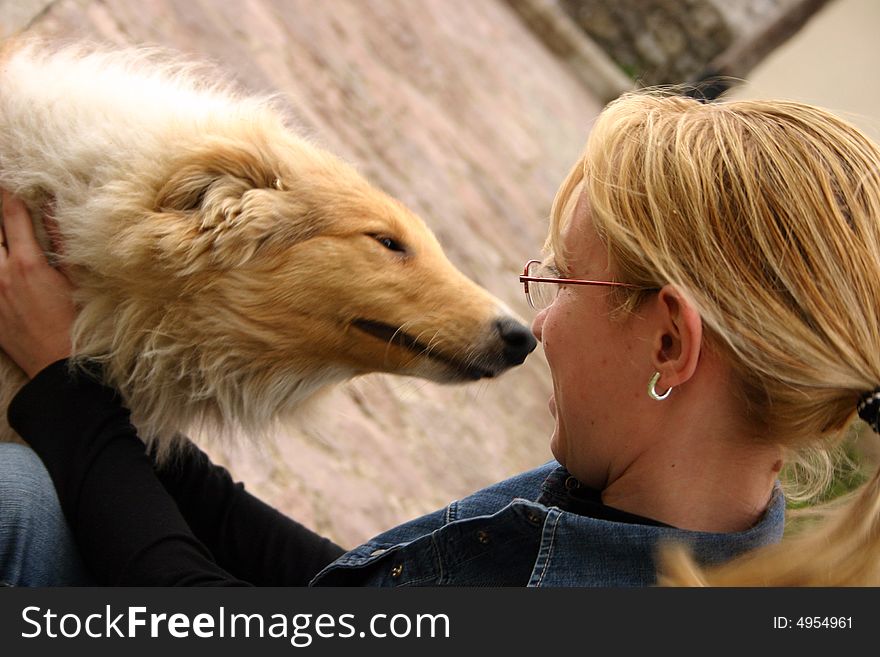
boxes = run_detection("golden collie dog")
[0,39,536,458]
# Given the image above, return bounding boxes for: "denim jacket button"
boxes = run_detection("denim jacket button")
[526,511,542,525]
[476,530,490,544]
[370,548,387,557]
[564,476,580,491]
[390,564,404,579]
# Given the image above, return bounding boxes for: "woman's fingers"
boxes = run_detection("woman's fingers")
[0,189,76,378]
[2,191,44,260]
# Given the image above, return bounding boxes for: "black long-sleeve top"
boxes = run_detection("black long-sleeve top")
[8,359,345,586]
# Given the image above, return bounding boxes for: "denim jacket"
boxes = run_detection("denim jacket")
[311,461,786,587]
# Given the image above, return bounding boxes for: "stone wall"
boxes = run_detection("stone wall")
[508,0,827,93]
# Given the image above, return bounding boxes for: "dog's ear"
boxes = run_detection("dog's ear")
[155,164,216,214]
[156,144,278,216]
[151,144,314,268]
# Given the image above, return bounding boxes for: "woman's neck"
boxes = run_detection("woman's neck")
[601,429,783,533]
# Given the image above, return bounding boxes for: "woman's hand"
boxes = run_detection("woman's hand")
[0,190,76,378]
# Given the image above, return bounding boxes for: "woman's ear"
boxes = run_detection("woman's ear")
[650,285,703,390]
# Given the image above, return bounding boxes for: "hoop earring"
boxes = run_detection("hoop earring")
[648,371,672,401]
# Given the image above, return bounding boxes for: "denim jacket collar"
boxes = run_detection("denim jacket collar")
[313,463,786,587]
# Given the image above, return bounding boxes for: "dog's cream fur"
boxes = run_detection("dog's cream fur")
[0,39,534,458]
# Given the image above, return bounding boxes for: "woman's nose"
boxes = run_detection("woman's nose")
[531,307,548,343]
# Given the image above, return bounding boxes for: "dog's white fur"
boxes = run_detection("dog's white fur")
[0,39,533,458]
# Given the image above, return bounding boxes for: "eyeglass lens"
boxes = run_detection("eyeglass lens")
[526,261,559,311]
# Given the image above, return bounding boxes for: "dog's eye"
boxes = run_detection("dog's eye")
[373,235,406,253]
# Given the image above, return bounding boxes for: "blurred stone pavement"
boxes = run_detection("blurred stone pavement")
[1,0,606,547]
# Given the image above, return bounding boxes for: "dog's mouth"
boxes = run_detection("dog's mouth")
[351,318,495,380]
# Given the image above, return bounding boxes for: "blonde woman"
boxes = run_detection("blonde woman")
[539,92,880,585]
[1,91,877,586]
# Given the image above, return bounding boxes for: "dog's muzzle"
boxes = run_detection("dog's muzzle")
[495,317,537,367]
[351,316,537,381]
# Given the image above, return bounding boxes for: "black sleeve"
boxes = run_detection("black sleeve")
[7,359,345,586]
[153,440,346,585]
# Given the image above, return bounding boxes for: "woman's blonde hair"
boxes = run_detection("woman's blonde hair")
[549,91,880,585]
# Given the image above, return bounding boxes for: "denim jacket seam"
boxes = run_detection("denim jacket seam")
[430,531,446,584]
[444,500,459,525]
[394,573,441,587]
[533,509,561,587]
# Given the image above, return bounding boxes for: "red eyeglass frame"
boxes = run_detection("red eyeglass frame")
[519,259,658,309]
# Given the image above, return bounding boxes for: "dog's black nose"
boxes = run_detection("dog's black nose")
[496,318,538,366]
